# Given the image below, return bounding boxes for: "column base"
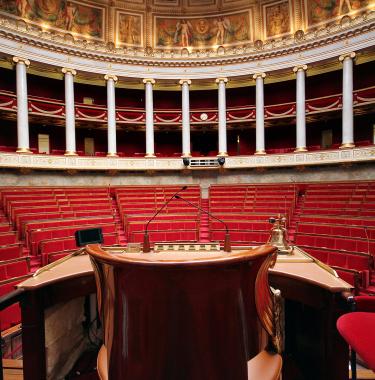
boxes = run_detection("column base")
[144,153,156,158]
[339,143,355,149]
[64,151,78,156]
[254,150,266,155]
[217,152,228,157]
[294,147,308,152]
[16,147,32,154]
[107,152,118,157]
[181,153,192,158]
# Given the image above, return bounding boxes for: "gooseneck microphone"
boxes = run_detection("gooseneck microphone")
[175,195,231,253]
[143,186,187,253]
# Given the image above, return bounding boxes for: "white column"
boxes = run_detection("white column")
[105,74,118,157]
[293,65,308,152]
[216,77,228,156]
[339,52,356,148]
[179,79,192,157]
[253,73,266,155]
[143,78,156,157]
[13,57,31,153]
[62,67,77,155]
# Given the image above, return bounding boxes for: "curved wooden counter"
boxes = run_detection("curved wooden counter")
[17,246,351,380]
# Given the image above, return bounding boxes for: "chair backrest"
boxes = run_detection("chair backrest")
[87,243,277,380]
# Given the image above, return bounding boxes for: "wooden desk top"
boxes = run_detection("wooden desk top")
[17,246,351,292]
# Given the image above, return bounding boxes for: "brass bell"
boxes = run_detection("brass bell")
[268,214,293,255]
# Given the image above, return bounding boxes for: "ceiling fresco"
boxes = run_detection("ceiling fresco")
[0,0,372,47]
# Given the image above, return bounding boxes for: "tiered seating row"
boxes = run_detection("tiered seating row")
[296,223,375,240]
[295,233,374,255]
[115,185,201,244]
[302,246,371,288]
[0,244,23,261]
[298,215,375,227]
[0,258,29,281]
[30,223,117,256]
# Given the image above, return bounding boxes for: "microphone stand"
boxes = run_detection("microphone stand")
[143,186,187,253]
[175,195,231,253]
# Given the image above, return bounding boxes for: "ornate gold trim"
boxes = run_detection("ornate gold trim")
[294,147,308,152]
[339,52,356,62]
[144,153,156,157]
[61,67,77,76]
[181,153,192,158]
[64,150,78,156]
[104,74,118,82]
[293,64,308,73]
[215,78,228,84]
[0,18,372,70]
[253,73,266,80]
[12,56,30,67]
[106,152,118,157]
[217,152,228,157]
[255,150,267,155]
[143,78,156,85]
[179,79,192,86]
[16,147,32,153]
[340,143,355,149]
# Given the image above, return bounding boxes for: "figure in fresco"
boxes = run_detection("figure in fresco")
[307,0,369,26]
[174,19,193,47]
[194,18,212,45]
[266,3,290,37]
[16,0,30,18]
[155,12,251,49]
[119,15,140,45]
[34,0,61,22]
[338,0,353,15]
[215,17,230,45]
[65,2,77,31]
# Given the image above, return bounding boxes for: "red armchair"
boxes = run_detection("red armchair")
[336,296,375,380]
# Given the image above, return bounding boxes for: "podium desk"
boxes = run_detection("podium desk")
[17,247,351,380]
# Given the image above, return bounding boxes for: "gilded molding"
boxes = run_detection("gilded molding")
[179,79,192,85]
[340,142,355,149]
[143,78,156,84]
[16,147,32,153]
[12,56,30,67]
[339,52,356,62]
[62,67,77,76]
[64,150,78,156]
[253,73,266,80]
[293,64,308,73]
[215,77,228,84]
[0,147,372,172]
[104,74,118,82]
[0,15,373,69]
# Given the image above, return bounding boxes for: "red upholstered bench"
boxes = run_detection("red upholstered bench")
[0,244,23,261]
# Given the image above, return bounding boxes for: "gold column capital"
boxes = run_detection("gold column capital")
[293,64,308,73]
[12,57,30,67]
[62,67,77,76]
[215,77,228,84]
[179,79,192,86]
[339,52,356,62]
[104,74,118,82]
[252,72,266,80]
[143,78,155,85]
